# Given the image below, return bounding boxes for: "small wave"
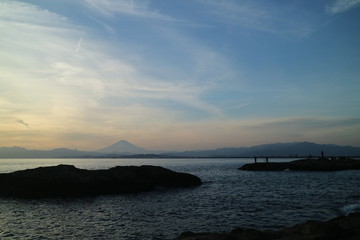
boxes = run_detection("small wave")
[340,201,360,215]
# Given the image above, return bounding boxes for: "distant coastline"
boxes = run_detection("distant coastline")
[1,141,360,158]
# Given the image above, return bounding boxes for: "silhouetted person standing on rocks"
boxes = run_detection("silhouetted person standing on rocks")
[266,157,269,163]
[254,157,257,163]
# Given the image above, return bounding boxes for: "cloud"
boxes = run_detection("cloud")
[326,0,360,15]
[75,37,82,56]
[0,0,68,26]
[254,116,360,131]
[197,0,317,37]
[82,0,178,21]
[16,119,30,128]
[198,0,268,27]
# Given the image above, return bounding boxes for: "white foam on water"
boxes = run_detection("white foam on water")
[340,201,360,215]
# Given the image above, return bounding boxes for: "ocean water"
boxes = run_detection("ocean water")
[1,158,360,240]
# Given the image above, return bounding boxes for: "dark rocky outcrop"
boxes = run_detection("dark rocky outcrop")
[169,212,360,240]
[0,165,202,198]
[239,158,360,171]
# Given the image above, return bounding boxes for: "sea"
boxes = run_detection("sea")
[1,158,360,240]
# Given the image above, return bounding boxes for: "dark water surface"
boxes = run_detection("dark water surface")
[1,158,360,239]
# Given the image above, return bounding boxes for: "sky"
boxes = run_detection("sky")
[1,0,360,151]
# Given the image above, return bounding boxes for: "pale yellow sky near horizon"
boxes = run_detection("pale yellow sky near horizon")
[2,116,359,151]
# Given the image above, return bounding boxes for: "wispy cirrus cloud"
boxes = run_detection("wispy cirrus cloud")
[197,0,318,37]
[255,116,360,131]
[198,0,268,28]
[82,0,179,21]
[326,0,360,15]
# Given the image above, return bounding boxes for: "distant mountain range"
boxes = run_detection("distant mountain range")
[0,147,95,158]
[0,141,360,158]
[167,142,360,158]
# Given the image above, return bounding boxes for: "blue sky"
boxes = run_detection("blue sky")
[1,0,359,151]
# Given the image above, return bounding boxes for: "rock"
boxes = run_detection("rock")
[0,164,202,198]
[239,158,360,171]
[169,213,360,240]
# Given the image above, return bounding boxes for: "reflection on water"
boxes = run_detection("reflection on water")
[1,158,360,239]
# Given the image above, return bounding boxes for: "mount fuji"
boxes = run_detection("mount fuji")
[96,140,149,154]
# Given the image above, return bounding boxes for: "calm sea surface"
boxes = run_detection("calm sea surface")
[1,158,360,240]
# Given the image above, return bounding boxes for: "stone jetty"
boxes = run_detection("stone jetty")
[239,158,360,171]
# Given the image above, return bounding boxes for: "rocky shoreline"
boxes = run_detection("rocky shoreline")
[169,212,360,240]
[0,164,202,198]
[239,158,360,171]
